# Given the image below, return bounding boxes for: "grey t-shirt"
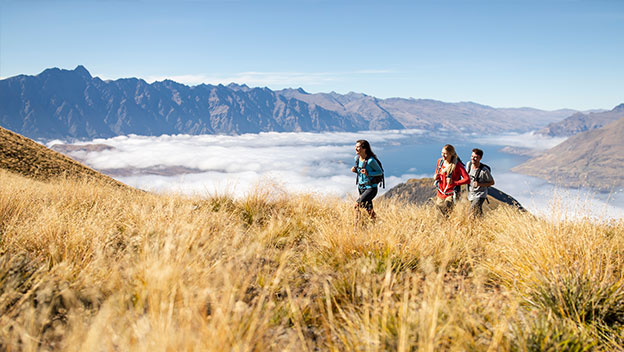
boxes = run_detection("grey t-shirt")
[467,163,493,201]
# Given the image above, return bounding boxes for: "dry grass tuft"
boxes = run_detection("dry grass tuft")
[1,169,623,351]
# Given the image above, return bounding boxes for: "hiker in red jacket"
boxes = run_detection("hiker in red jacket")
[434,144,470,217]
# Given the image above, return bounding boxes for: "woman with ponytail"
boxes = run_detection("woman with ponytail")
[433,144,469,216]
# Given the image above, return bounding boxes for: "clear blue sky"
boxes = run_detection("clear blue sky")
[1,0,623,110]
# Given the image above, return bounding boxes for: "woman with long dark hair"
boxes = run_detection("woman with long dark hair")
[351,139,383,223]
[433,144,469,216]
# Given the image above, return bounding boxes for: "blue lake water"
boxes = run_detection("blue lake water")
[375,135,529,177]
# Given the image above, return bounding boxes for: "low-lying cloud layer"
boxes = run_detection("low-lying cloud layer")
[51,130,426,199]
[49,130,624,219]
[472,131,567,150]
[494,172,624,220]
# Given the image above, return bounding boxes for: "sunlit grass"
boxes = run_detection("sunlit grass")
[1,169,623,351]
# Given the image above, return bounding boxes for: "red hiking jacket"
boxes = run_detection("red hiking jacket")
[434,158,470,199]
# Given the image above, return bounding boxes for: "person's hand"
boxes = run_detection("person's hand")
[351,166,357,173]
[361,169,368,176]
[472,181,478,188]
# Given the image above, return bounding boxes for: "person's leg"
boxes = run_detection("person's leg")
[354,187,365,228]
[445,197,455,214]
[470,197,485,218]
[436,196,453,217]
[435,196,446,216]
[357,186,378,222]
[363,187,378,221]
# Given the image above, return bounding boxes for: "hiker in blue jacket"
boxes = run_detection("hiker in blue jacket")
[351,139,383,223]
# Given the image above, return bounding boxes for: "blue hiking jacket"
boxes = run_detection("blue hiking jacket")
[355,156,383,189]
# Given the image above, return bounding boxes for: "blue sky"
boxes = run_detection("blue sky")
[1,0,623,110]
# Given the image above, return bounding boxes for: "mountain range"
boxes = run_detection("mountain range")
[1,66,575,140]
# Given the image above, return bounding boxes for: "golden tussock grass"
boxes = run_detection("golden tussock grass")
[1,169,623,351]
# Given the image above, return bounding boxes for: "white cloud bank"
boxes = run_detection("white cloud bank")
[472,131,567,150]
[52,130,425,199]
[50,130,624,220]
[494,172,624,220]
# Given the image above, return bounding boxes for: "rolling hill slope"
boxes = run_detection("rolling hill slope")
[514,116,624,191]
[0,125,129,188]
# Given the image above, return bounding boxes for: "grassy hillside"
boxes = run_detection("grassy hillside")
[0,125,127,188]
[1,169,623,351]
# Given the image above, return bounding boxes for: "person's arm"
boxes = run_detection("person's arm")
[454,163,471,186]
[351,156,358,173]
[476,168,495,187]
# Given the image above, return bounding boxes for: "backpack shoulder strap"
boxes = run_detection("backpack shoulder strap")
[478,163,491,182]
[355,156,368,169]
[437,158,444,174]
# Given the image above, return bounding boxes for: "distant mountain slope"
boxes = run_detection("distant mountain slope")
[514,117,624,191]
[0,126,128,188]
[279,89,574,135]
[536,104,624,137]
[382,177,524,210]
[377,99,574,134]
[1,66,573,140]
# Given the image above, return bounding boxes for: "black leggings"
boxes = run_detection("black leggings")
[357,186,378,211]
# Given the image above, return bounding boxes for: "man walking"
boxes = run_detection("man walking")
[466,148,495,217]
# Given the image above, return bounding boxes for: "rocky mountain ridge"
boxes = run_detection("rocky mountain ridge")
[1,66,574,140]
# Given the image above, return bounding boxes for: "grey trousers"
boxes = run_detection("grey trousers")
[470,197,486,217]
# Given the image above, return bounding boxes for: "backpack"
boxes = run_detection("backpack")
[466,161,491,183]
[454,157,465,196]
[355,156,385,188]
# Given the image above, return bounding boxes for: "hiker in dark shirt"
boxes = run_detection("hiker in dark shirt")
[351,140,383,224]
[466,148,495,217]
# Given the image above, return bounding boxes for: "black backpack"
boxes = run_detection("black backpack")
[454,157,465,195]
[355,156,385,188]
[466,161,491,183]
